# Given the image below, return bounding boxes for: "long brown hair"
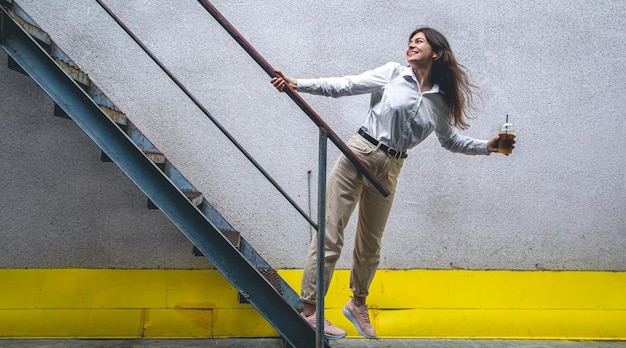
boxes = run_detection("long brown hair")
[410,27,478,130]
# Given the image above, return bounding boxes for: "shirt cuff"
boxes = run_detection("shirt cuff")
[295,79,315,93]
[477,140,491,155]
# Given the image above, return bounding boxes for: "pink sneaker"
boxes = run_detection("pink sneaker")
[343,300,376,338]
[301,312,346,340]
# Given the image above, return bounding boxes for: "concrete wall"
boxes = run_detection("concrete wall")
[1,0,624,271]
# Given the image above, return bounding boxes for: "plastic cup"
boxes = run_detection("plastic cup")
[498,123,516,155]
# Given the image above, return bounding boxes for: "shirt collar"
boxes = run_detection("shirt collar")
[403,65,441,94]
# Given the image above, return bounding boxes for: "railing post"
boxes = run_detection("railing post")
[316,128,328,348]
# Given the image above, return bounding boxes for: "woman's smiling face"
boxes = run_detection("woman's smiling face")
[406,31,438,66]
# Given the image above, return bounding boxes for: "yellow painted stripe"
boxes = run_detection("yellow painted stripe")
[212,309,277,338]
[0,309,144,338]
[278,269,626,310]
[0,269,624,339]
[163,270,245,309]
[0,309,216,338]
[0,269,246,309]
[324,308,626,339]
[144,309,213,338]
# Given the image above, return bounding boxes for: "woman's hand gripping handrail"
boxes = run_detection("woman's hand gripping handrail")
[197,0,391,198]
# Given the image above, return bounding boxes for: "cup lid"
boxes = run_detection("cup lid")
[500,122,515,133]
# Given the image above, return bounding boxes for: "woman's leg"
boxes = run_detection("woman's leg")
[344,157,403,339]
[350,157,403,299]
[300,143,364,306]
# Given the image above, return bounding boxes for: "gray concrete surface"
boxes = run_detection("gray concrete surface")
[2,0,625,271]
[0,339,625,348]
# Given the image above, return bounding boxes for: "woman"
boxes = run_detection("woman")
[271,27,510,339]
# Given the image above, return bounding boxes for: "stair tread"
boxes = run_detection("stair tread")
[221,230,241,249]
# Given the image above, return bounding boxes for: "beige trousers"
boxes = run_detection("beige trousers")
[300,133,404,305]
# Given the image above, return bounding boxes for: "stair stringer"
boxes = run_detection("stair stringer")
[0,3,324,347]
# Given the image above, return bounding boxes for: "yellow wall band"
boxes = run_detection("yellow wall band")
[0,269,624,339]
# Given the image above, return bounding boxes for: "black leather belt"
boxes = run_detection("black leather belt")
[358,129,407,159]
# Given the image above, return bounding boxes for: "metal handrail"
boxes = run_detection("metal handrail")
[196,0,391,198]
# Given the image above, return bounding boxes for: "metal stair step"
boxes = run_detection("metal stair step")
[98,104,127,126]
[6,5,50,47]
[183,190,203,207]
[239,268,284,304]
[144,150,166,165]
[53,56,90,88]
[221,230,241,249]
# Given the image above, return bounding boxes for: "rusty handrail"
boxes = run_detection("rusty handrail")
[196,0,391,198]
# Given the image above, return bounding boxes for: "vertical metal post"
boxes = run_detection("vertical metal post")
[316,129,328,348]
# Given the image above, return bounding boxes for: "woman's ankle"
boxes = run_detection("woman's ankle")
[352,296,366,307]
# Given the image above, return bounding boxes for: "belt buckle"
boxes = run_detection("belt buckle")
[386,147,401,159]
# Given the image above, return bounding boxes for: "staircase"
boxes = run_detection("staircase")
[0,2,328,347]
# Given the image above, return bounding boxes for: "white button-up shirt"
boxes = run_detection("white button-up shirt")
[297,62,489,155]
